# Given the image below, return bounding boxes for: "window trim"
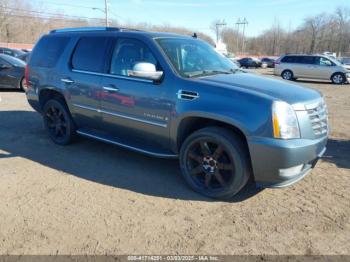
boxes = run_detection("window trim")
[71,68,154,84]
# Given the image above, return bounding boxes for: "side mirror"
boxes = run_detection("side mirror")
[128,62,163,81]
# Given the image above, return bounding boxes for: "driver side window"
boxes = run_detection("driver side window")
[110,38,160,77]
[318,57,333,66]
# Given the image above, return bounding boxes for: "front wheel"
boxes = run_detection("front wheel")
[43,98,76,145]
[179,127,251,200]
[331,73,345,85]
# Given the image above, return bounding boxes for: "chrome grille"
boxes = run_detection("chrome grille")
[306,100,328,136]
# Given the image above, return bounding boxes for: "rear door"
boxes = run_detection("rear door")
[299,56,317,78]
[65,36,113,129]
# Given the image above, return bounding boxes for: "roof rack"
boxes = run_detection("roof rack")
[50,27,144,34]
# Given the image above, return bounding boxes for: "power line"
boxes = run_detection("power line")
[0,12,105,24]
[34,1,99,10]
[236,18,248,54]
[1,6,105,21]
[215,20,226,43]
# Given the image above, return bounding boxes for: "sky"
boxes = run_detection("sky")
[32,0,350,39]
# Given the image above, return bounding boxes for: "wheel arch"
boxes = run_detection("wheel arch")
[330,71,346,81]
[18,76,25,90]
[281,69,293,76]
[175,114,249,154]
[38,88,68,110]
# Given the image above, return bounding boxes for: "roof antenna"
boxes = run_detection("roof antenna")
[192,32,197,38]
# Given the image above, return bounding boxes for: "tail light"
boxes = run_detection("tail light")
[25,64,32,90]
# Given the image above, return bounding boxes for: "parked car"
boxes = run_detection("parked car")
[0,54,26,90]
[260,57,276,68]
[26,27,328,199]
[275,54,350,84]
[18,52,31,63]
[0,47,25,58]
[237,57,262,68]
[224,53,241,67]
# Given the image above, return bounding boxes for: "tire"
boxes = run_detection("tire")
[19,77,26,92]
[42,98,76,145]
[331,73,345,85]
[179,127,251,200]
[281,70,294,81]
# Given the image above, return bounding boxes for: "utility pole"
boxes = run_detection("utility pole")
[104,0,109,27]
[215,20,227,43]
[236,18,248,54]
[235,18,241,54]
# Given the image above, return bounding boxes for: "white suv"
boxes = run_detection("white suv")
[274,54,350,84]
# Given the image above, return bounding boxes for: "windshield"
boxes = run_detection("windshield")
[156,38,238,78]
[1,54,25,67]
[327,56,341,66]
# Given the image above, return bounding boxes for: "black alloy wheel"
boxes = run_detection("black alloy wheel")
[180,127,251,199]
[43,99,76,145]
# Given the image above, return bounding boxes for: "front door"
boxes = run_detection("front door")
[100,38,172,149]
[313,56,335,80]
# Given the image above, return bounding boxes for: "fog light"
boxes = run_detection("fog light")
[279,164,304,177]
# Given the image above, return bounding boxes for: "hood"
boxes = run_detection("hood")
[197,72,322,105]
[342,64,350,70]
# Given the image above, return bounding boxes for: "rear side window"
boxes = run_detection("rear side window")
[71,37,110,73]
[30,36,69,68]
[300,56,316,64]
[281,56,297,63]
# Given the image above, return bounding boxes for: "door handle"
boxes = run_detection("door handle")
[61,78,74,84]
[103,86,119,93]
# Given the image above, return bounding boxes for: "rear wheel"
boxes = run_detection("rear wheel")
[331,73,345,84]
[19,77,26,92]
[179,127,251,200]
[43,98,76,145]
[281,70,293,81]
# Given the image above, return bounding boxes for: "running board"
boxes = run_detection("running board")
[76,129,178,159]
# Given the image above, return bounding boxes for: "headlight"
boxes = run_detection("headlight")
[272,101,300,139]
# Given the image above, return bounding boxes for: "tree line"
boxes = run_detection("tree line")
[221,7,350,57]
[0,0,214,46]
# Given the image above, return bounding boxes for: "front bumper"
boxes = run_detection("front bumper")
[248,136,327,188]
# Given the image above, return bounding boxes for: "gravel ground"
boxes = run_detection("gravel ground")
[0,70,349,255]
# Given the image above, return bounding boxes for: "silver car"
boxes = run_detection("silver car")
[274,54,350,84]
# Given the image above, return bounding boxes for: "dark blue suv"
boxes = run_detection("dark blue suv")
[26,27,328,199]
